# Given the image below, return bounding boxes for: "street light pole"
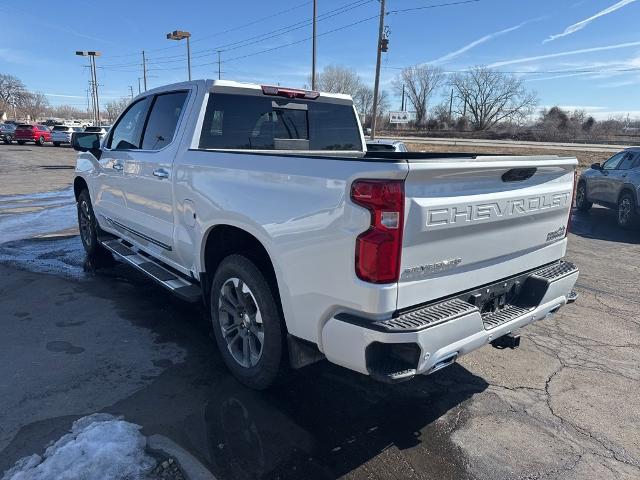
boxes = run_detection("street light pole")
[166,30,192,81]
[217,50,221,80]
[76,50,101,125]
[370,0,385,140]
[311,0,317,90]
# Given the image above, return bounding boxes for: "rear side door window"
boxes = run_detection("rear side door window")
[141,91,188,150]
[108,97,151,150]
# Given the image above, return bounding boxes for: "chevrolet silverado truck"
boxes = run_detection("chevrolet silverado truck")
[72,80,579,389]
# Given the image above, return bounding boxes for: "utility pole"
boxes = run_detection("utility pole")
[370,0,386,140]
[311,0,317,90]
[217,50,221,80]
[137,77,142,94]
[142,51,148,91]
[129,86,134,99]
[401,84,405,111]
[448,88,454,118]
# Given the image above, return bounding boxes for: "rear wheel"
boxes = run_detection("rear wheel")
[617,192,637,229]
[575,181,592,212]
[210,255,287,390]
[3,135,12,144]
[36,136,44,146]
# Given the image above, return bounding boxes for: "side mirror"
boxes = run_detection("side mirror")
[591,162,601,170]
[72,132,102,159]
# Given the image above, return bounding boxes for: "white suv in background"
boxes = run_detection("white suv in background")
[83,125,111,140]
[51,125,84,146]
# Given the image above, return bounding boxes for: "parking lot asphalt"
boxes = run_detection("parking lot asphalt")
[0,144,639,479]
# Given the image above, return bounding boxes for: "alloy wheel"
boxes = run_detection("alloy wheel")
[78,200,93,247]
[218,277,264,368]
[618,198,632,226]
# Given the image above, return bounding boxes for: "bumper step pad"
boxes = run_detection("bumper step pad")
[100,237,202,303]
[372,298,479,333]
[482,304,531,330]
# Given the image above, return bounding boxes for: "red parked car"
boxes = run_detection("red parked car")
[14,124,52,146]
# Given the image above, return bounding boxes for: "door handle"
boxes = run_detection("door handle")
[112,162,123,171]
[153,168,170,179]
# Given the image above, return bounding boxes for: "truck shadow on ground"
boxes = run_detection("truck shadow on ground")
[1,246,488,479]
[570,206,640,244]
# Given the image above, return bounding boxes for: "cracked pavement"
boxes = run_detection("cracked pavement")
[0,146,638,479]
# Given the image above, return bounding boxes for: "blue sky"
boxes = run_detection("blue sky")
[1,0,639,119]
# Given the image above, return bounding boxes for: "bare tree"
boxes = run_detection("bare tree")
[393,65,444,126]
[315,65,362,97]
[0,74,28,117]
[450,67,537,131]
[104,97,131,123]
[20,92,49,121]
[49,104,87,120]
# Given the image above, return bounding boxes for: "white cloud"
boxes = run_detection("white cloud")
[544,0,638,43]
[433,22,527,64]
[488,41,640,68]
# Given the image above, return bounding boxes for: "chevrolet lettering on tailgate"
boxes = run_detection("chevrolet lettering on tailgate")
[426,192,572,228]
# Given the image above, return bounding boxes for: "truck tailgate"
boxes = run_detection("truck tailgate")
[398,155,577,310]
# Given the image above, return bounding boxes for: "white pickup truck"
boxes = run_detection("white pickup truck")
[72,80,579,389]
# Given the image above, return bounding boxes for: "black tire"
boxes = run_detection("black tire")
[77,189,109,259]
[210,254,288,390]
[36,136,44,146]
[617,192,638,229]
[53,142,60,147]
[17,140,25,145]
[575,181,592,212]
[3,136,11,144]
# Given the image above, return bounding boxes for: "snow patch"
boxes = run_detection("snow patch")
[2,414,156,480]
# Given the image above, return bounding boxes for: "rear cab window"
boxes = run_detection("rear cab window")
[199,92,362,152]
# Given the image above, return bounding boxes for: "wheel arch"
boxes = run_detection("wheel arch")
[73,176,89,201]
[618,185,638,204]
[200,224,283,315]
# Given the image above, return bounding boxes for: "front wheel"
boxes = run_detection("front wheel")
[617,192,638,229]
[77,189,109,259]
[210,255,288,390]
[575,181,592,212]
[36,136,44,146]
[3,136,11,144]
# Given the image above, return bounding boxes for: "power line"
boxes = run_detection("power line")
[387,0,482,15]
[382,66,640,74]
[101,0,373,68]
[100,0,313,60]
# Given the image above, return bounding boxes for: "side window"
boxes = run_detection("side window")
[602,152,624,170]
[141,91,188,150]
[618,153,636,170]
[108,97,150,150]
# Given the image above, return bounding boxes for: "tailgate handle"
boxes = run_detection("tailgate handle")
[502,168,537,182]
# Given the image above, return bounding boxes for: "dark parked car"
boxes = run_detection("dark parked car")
[0,123,17,144]
[576,148,640,228]
[14,124,52,146]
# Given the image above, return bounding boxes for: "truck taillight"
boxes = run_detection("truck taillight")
[351,179,404,284]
